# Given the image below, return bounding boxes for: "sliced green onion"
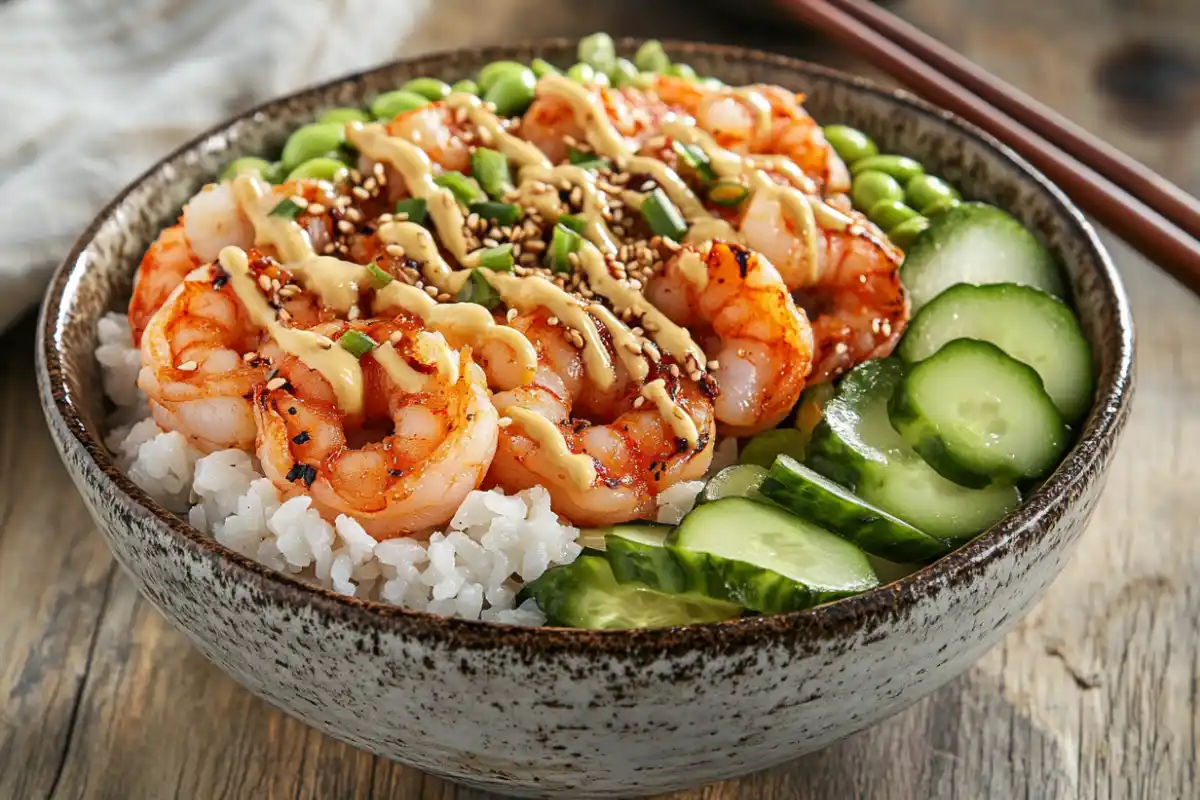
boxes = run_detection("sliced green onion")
[567,148,611,172]
[557,214,587,234]
[269,198,304,219]
[366,262,394,288]
[709,180,750,207]
[434,171,485,206]
[672,140,717,183]
[394,197,428,225]
[549,224,582,273]
[470,148,514,199]
[455,269,502,309]
[478,243,515,271]
[468,201,521,226]
[338,330,378,358]
[531,58,561,78]
[640,188,688,241]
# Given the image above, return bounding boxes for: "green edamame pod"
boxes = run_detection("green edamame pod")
[281,123,345,171]
[850,154,925,183]
[566,62,596,84]
[666,63,697,80]
[611,58,641,87]
[319,107,370,125]
[823,125,879,164]
[221,157,271,181]
[370,90,430,121]
[921,197,962,217]
[578,32,617,76]
[887,215,931,250]
[484,67,536,117]
[450,79,480,96]
[478,61,528,93]
[851,170,904,213]
[531,58,561,78]
[402,77,452,101]
[286,157,349,183]
[262,161,287,184]
[905,174,961,212]
[867,199,920,232]
[635,40,671,73]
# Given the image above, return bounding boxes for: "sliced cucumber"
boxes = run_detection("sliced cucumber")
[759,455,950,563]
[866,554,921,584]
[525,555,741,629]
[898,283,1094,422]
[901,203,1066,312]
[699,464,768,504]
[602,523,688,592]
[669,498,878,614]
[807,359,1020,544]
[575,528,608,553]
[889,339,1069,486]
[739,428,808,468]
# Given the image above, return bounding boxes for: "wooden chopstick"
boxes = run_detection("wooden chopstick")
[826,0,1200,243]
[779,0,1200,293]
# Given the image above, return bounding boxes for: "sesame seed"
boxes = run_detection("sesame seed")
[707,359,721,370]
[352,186,370,200]
[483,237,500,248]
[506,308,519,322]
[266,377,287,391]
[547,316,560,327]
[289,195,309,209]
[363,177,378,192]
[669,364,681,378]
[373,162,386,178]
[348,305,361,320]
[242,352,257,362]
[633,395,646,409]
[569,186,583,206]
[498,416,513,428]
[378,213,394,223]
[257,275,272,291]
[177,360,198,372]
[345,208,362,223]
[337,220,355,234]
[349,169,363,182]
[661,236,681,251]
[424,285,439,297]
[523,239,546,253]
[307,203,326,215]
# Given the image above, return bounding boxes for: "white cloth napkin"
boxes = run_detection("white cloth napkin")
[0,0,430,330]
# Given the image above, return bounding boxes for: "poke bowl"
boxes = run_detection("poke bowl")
[38,36,1134,798]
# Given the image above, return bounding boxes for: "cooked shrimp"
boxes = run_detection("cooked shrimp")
[129,224,201,346]
[254,318,499,538]
[521,84,665,163]
[647,241,814,436]
[385,104,473,173]
[137,262,269,453]
[738,191,908,382]
[487,310,715,527]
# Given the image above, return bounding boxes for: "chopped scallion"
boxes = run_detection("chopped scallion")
[568,148,611,171]
[366,262,393,288]
[433,171,485,206]
[478,243,514,271]
[557,214,587,234]
[269,198,304,219]
[455,269,501,309]
[394,197,428,225]
[672,140,717,183]
[471,148,514,199]
[468,201,521,226]
[709,180,750,207]
[338,330,378,358]
[549,224,582,273]
[640,188,688,241]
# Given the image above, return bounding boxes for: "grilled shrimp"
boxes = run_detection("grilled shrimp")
[384,104,474,173]
[486,310,715,527]
[521,83,665,163]
[647,241,814,436]
[254,317,499,539]
[738,192,908,382]
[137,262,269,453]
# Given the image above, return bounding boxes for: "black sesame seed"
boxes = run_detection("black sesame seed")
[287,407,298,415]
[291,431,311,445]
[285,463,317,487]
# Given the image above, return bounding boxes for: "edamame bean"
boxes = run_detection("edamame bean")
[887,215,931,250]
[263,161,287,184]
[578,32,617,76]
[666,63,697,80]
[402,77,451,101]
[905,174,961,212]
[451,79,480,95]
[478,60,528,93]
[566,62,596,84]
[823,125,879,165]
[319,107,370,125]
[221,157,271,181]
[851,170,905,213]
[635,40,671,73]
[920,197,961,217]
[370,90,430,121]
[532,58,560,78]
[699,76,725,90]
[868,199,920,232]
[286,157,349,182]
[611,57,641,87]
[484,67,537,117]
[850,154,925,183]
[281,123,345,171]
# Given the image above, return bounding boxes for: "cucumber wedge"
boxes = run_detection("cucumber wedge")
[889,339,1069,486]
[901,203,1066,311]
[699,464,769,504]
[739,428,808,468]
[575,528,609,553]
[525,556,741,629]
[866,554,921,584]
[760,455,951,563]
[898,283,1094,422]
[602,523,688,592]
[669,498,878,614]
[807,359,1020,544]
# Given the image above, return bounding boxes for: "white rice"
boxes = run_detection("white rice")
[94,313,732,624]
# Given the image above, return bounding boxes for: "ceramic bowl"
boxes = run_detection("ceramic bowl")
[37,39,1134,798]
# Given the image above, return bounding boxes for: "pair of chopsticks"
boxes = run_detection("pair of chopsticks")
[781,0,1200,292]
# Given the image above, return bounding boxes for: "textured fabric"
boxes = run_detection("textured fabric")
[0,0,429,329]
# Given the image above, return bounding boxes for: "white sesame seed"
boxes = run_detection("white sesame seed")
[289,195,309,209]
[348,305,361,320]
[506,308,519,322]
[266,377,287,391]
[498,416,513,428]
[424,285,439,297]
[547,316,560,327]
[307,203,326,215]
[352,186,370,200]
[242,352,257,362]
[707,359,721,370]
[337,220,355,234]
[633,395,646,409]
[177,360,198,372]
[257,275,272,291]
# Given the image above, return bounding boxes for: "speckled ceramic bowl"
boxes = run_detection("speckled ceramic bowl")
[37,40,1134,798]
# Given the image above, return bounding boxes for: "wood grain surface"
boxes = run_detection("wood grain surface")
[3,0,1199,797]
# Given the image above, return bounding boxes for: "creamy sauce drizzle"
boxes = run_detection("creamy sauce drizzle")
[371,340,427,394]
[641,379,699,447]
[505,407,598,489]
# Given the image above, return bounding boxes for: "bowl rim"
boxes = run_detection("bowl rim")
[38,37,1135,655]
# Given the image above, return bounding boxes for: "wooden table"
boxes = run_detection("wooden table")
[3,1,1199,797]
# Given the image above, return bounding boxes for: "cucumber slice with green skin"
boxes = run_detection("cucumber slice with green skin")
[901,203,1067,312]
[669,498,878,614]
[760,455,951,562]
[575,528,608,554]
[866,554,921,584]
[699,464,768,504]
[525,556,741,629]
[807,359,1020,543]
[898,283,1094,422]
[889,339,1069,486]
[739,428,808,468]
[601,524,689,592]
